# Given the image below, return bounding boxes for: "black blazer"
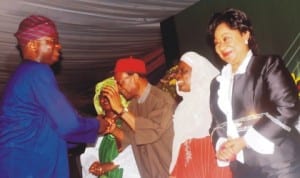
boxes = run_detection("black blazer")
[209,55,300,162]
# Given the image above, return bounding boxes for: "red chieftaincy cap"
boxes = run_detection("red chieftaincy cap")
[114,56,147,74]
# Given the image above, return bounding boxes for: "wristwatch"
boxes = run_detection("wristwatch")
[118,107,128,116]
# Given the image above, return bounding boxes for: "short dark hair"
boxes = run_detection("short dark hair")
[207,8,258,55]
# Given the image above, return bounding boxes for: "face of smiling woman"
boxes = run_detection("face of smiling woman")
[214,22,250,72]
[99,92,112,112]
[176,61,192,92]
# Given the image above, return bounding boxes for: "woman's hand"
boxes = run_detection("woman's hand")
[216,137,246,161]
[88,161,119,176]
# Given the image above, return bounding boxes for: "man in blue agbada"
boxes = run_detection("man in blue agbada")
[0,15,116,178]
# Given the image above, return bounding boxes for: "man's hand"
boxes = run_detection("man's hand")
[102,84,136,131]
[103,117,117,134]
[102,85,123,114]
[97,116,116,135]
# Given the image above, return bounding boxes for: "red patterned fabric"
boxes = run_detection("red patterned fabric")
[171,136,232,178]
[114,57,146,74]
[15,15,58,47]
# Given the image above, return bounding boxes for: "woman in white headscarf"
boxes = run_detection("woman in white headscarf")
[169,51,232,178]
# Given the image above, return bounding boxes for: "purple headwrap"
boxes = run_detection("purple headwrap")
[15,15,58,47]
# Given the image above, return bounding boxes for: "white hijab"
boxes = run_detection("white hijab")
[169,51,219,172]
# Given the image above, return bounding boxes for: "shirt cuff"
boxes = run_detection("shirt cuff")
[216,137,230,167]
[243,127,275,154]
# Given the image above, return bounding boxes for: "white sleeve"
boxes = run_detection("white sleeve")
[243,127,275,154]
[80,147,98,178]
[114,145,141,178]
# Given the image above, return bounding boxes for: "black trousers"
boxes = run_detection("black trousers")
[68,143,86,178]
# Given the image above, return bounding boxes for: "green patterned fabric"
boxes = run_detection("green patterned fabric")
[98,119,123,178]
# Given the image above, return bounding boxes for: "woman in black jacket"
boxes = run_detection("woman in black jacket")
[207,8,300,178]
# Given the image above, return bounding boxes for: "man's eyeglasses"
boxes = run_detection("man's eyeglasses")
[36,38,59,47]
[116,75,132,87]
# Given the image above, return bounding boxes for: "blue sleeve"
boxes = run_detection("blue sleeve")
[31,66,99,143]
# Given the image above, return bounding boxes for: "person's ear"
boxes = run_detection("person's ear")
[242,31,250,43]
[25,40,36,52]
